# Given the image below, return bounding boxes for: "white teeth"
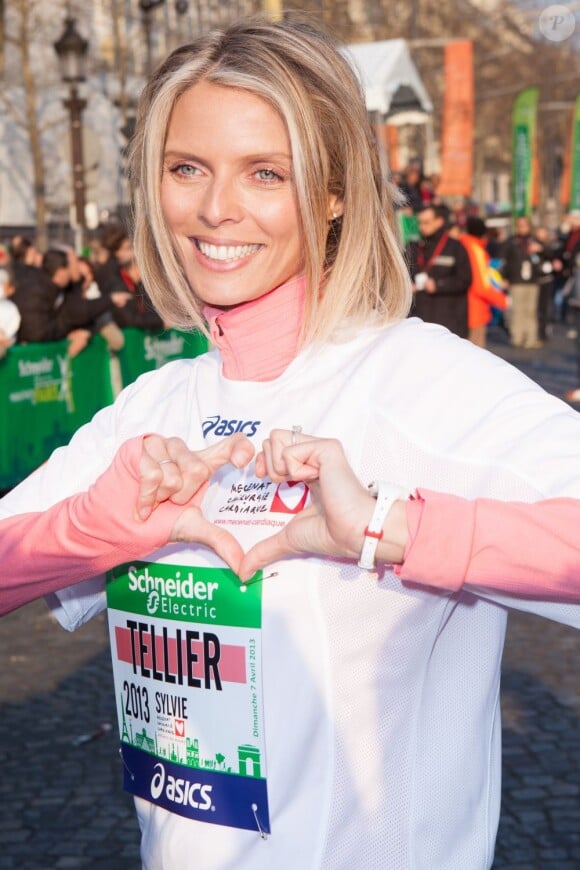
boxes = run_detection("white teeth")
[196,241,260,261]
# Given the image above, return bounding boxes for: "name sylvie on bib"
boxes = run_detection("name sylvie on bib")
[106,561,270,834]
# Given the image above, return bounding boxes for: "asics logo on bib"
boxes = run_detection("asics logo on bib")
[202,415,260,438]
[150,762,213,810]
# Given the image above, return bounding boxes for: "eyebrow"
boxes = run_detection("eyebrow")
[163,149,292,164]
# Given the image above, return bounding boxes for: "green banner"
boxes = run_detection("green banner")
[117,328,208,387]
[512,87,538,217]
[398,212,420,245]
[0,336,113,489]
[570,94,580,211]
[0,328,209,491]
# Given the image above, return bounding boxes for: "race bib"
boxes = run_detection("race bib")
[106,561,270,834]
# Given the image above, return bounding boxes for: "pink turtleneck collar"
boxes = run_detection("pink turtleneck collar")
[203,275,306,382]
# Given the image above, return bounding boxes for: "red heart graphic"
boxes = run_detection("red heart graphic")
[270,481,309,514]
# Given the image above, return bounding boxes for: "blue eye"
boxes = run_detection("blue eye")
[171,164,200,177]
[256,168,282,182]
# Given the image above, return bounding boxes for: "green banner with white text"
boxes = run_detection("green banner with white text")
[0,336,113,489]
[570,94,580,211]
[0,328,209,491]
[117,328,208,387]
[512,87,538,218]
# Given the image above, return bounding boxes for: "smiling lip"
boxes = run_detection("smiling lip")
[193,239,262,263]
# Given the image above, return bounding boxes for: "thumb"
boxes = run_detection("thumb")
[171,508,245,575]
[238,527,293,582]
[198,433,255,478]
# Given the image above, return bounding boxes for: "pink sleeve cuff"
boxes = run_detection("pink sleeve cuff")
[0,437,183,616]
[395,489,476,591]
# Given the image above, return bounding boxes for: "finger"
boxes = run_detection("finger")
[282,447,322,482]
[257,437,325,486]
[268,429,294,478]
[228,434,256,468]
[171,509,245,575]
[260,430,322,483]
[259,431,298,482]
[143,434,188,465]
[260,438,279,481]
[165,434,255,506]
[238,527,293,582]
[255,449,268,479]
[146,434,255,509]
[137,438,184,519]
[284,437,347,485]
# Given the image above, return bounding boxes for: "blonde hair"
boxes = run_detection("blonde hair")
[130,15,412,343]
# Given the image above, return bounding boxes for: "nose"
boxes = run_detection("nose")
[198,174,243,227]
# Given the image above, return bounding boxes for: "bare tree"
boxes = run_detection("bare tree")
[1,0,51,248]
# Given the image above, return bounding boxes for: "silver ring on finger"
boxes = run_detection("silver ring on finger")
[291,425,302,446]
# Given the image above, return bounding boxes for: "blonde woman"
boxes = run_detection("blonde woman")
[3,15,580,869]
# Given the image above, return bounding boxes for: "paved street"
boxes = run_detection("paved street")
[1,323,580,868]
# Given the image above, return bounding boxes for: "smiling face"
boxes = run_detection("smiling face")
[160,80,304,309]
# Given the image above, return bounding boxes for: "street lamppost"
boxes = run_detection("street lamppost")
[53,17,89,251]
[139,0,166,77]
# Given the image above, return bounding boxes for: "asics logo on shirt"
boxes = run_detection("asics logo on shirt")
[202,416,261,438]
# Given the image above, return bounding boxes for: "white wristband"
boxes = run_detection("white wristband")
[358,481,410,571]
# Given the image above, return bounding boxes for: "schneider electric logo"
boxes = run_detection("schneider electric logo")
[150,762,214,810]
[128,565,219,619]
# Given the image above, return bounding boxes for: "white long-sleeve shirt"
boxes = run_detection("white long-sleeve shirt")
[3,317,580,869]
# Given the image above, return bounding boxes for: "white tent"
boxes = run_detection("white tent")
[342,39,433,124]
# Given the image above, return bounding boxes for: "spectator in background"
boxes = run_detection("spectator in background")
[13,247,129,357]
[485,225,505,261]
[78,256,126,351]
[0,264,20,359]
[406,204,472,338]
[501,217,544,349]
[94,223,165,331]
[86,231,110,268]
[562,211,580,279]
[8,236,42,291]
[78,257,102,301]
[93,223,134,295]
[398,163,424,213]
[460,216,509,348]
[535,226,563,343]
[561,214,580,403]
[426,172,442,206]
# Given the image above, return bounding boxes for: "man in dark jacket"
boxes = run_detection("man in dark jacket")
[94,223,164,331]
[501,217,544,348]
[406,205,472,338]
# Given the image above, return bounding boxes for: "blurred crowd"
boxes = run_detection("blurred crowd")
[0,222,167,361]
[394,162,580,401]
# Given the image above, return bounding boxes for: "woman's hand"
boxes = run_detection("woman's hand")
[137,433,255,572]
[238,430,408,581]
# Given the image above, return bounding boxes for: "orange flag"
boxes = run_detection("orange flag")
[438,41,474,197]
[375,123,401,173]
[560,104,574,208]
[387,125,401,172]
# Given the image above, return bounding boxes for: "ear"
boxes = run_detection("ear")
[327,194,344,222]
